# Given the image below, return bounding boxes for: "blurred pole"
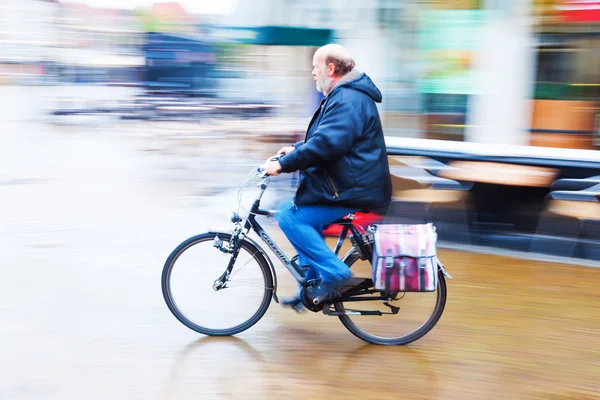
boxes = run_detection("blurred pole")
[465,0,537,146]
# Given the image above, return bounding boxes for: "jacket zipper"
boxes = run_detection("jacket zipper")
[324,171,340,198]
[304,98,326,142]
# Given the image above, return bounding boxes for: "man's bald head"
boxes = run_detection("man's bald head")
[312,44,356,95]
[314,44,355,76]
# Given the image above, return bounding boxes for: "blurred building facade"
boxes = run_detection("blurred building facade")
[208,0,598,149]
[529,0,600,149]
[0,0,598,150]
[0,0,144,83]
[0,0,60,81]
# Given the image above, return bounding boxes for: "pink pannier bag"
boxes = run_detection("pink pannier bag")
[371,224,438,292]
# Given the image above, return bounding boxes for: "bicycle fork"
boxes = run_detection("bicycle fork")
[211,229,245,290]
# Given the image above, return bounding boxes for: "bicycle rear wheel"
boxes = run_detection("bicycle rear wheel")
[335,251,446,345]
[162,232,273,336]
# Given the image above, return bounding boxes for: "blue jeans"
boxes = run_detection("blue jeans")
[275,200,360,293]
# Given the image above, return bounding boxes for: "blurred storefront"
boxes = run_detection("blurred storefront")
[530,0,600,150]
[219,0,485,140]
[0,0,145,84]
[205,25,333,117]
[0,0,60,83]
[2,0,598,150]
[415,5,485,142]
[142,31,218,95]
[383,0,600,150]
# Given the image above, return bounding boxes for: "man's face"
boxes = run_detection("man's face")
[312,53,333,95]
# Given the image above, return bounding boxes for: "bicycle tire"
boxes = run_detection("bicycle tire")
[162,232,274,336]
[335,251,447,345]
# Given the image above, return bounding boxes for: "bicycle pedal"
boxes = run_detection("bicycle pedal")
[281,297,306,313]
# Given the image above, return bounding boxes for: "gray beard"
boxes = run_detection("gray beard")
[316,77,334,95]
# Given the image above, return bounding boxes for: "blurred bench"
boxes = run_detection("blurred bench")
[385,156,473,243]
[438,161,558,187]
[550,175,600,192]
[531,180,600,260]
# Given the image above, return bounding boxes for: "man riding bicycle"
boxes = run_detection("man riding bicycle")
[262,44,392,309]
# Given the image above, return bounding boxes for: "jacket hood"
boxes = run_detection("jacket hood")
[331,69,382,103]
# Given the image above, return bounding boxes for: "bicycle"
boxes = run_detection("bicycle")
[162,159,452,345]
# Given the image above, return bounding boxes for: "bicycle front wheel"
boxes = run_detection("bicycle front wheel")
[335,251,447,345]
[162,232,273,336]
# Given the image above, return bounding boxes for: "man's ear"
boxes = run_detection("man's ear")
[327,62,336,76]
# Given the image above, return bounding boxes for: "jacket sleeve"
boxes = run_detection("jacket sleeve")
[279,98,362,172]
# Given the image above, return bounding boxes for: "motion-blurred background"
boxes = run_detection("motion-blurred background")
[2,0,599,140]
[5,0,599,260]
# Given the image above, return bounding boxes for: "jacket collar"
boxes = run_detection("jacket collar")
[328,68,363,96]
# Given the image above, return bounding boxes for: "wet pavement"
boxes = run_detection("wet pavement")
[1,86,600,399]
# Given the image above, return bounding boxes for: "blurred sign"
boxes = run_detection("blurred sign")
[212,28,259,41]
[210,26,333,47]
[594,113,600,147]
[417,10,485,95]
[556,0,600,21]
[428,0,482,9]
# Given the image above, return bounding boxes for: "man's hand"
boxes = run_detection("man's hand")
[262,159,282,176]
[277,146,296,155]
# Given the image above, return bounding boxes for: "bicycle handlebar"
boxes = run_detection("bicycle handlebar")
[256,153,285,179]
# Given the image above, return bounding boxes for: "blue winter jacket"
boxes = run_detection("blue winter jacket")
[279,70,392,210]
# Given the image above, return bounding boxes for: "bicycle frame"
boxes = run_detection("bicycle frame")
[233,176,373,287]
